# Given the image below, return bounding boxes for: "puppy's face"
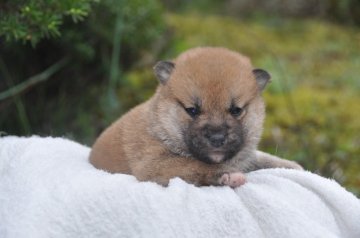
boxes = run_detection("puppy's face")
[153,47,270,164]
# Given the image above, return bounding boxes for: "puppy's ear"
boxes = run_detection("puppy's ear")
[153,61,175,85]
[253,69,271,91]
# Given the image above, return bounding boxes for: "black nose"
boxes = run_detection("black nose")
[208,133,226,148]
[203,125,228,148]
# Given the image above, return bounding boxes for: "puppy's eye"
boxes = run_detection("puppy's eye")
[229,106,243,117]
[185,107,200,118]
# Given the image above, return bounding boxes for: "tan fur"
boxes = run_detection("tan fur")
[89,47,302,187]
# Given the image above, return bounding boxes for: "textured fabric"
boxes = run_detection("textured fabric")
[0,136,359,238]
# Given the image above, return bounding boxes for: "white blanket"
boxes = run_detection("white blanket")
[0,136,359,238]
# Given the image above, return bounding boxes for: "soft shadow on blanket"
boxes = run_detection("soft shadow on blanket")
[0,136,359,238]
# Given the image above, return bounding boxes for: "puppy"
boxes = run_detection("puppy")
[89,47,302,188]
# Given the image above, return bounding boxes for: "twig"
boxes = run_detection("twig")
[0,56,31,133]
[102,10,123,123]
[0,57,69,101]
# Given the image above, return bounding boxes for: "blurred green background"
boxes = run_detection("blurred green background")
[1,0,359,195]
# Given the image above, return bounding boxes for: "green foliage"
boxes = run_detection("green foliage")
[0,0,99,46]
[0,0,165,143]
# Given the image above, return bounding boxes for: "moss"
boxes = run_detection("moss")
[262,87,360,195]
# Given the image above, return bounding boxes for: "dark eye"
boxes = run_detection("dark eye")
[185,107,200,118]
[229,106,243,117]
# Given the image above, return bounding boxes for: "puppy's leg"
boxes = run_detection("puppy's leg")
[252,150,303,170]
[130,155,245,188]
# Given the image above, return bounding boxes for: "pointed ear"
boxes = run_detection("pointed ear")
[153,61,175,85]
[253,69,271,91]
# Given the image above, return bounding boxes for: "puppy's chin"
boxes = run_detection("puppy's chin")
[208,152,225,163]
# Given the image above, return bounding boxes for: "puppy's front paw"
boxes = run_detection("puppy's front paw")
[218,172,246,188]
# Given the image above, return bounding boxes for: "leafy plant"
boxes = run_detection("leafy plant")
[0,0,99,46]
[0,0,165,142]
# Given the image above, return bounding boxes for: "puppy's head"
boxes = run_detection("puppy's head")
[152,47,270,164]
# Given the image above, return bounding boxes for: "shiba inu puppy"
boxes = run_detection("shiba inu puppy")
[89,47,302,187]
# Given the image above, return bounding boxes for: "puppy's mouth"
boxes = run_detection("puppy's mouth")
[188,146,239,164]
[187,147,228,164]
[185,136,244,164]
